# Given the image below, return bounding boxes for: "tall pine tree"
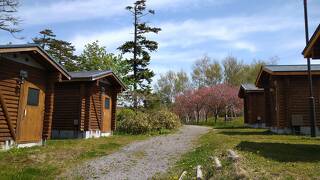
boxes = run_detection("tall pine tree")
[118,0,161,108]
[33,29,78,71]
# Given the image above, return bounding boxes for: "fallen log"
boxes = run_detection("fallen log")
[196,165,203,180]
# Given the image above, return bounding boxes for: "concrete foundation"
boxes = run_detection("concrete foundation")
[245,123,266,129]
[1,139,43,151]
[269,126,320,135]
[52,130,112,139]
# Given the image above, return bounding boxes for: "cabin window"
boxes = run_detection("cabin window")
[27,88,40,106]
[105,98,110,109]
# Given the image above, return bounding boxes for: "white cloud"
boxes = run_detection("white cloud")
[19,0,231,26]
[19,0,131,25]
[232,41,257,53]
[70,14,302,54]
[71,27,132,54]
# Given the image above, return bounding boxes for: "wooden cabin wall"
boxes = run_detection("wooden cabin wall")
[0,59,46,143]
[263,75,277,127]
[243,97,248,124]
[88,83,118,131]
[245,93,265,124]
[42,73,61,139]
[89,84,102,130]
[266,75,320,129]
[111,88,118,131]
[52,83,81,131]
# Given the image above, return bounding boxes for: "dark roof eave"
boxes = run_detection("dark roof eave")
[67,72,127,90]
[0,44,71,80]
[302,24,320,57]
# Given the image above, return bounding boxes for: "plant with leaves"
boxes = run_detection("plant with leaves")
[118,0,161,108]
[242,57,278,83]
[32,29,55,49]
[0,0,21,35]
[33,29,78,71]
[222,56,245,86]
[155,70,190,105]
[78,41,129,80]
[192,55,222,88]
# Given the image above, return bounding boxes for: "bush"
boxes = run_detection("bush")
[151,110,181,130]
[116,108,181,134]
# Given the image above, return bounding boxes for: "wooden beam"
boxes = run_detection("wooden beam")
[0,91,16,140]
[91,96,101,130]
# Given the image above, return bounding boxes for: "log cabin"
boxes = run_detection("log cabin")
[256,65,320,135]
[303,24,320,59]
[52,70,126,139]
[238,84,265,128]
[0,44,71,150]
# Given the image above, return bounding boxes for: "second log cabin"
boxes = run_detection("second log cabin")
[256,65,320,135]
[52,70,126,139]
[238,83,265,128]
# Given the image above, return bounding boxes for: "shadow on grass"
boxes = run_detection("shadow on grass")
[236,141,320,162]
[219,130,272,136]
[214,126,249,129]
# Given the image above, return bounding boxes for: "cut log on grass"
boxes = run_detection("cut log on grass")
[235,166,248,179]
[196,165,203,180]
[227,149,240,161]
[179,171,187,180]
[213,156,222,170]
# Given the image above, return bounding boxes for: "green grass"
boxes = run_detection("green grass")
[0,134,148,180]
[195,117,245,129]
[163,119,320,179]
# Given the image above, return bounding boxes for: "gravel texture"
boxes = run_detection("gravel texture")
[67,125,210,180]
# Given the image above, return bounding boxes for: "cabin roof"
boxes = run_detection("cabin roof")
[0,44,71,79]
[238,83,263,98]
[69,70,127,90]
[255,64,320,87]
[264,64,320,72]
[303,24,320,59]
[70,70,113,79]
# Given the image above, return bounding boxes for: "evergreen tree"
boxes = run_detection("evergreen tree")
[32,29,56,49]
[33,29,78,71]
[118,0,161,108]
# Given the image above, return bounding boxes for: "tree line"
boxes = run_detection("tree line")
[154,55,277,105]
[1,0,161,109]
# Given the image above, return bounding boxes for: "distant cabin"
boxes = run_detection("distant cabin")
[0,44,70,150]
[256,65,320,135]
[52,71,126,139]
[238,84,265,128]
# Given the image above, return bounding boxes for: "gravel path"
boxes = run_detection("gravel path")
[67,125,210,180]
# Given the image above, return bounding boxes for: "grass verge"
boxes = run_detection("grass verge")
[162,119,320,179]
[0,134,149,180]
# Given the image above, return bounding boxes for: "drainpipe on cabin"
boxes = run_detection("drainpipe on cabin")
[303,0,317,137]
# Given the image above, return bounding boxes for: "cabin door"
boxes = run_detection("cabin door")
[102,94,112,132]
[17,81,45,142]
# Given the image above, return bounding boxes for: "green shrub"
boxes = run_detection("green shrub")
[117,109,151,134]
[151,110,181,130]
[116,108,181,134]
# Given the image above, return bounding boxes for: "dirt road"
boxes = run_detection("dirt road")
[67,125,211,180]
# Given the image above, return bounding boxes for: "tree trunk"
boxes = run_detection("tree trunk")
[133,5,138,109]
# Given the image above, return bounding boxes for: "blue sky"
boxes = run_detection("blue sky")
[1,0,320,80]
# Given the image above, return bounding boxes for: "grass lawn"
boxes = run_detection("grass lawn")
[0,134,149,180]
[163,118,320,179]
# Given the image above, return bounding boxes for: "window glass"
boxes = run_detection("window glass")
[105,98,110,109]
[27,88,40,106]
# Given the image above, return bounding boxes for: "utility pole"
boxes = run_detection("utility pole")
[303,0,317,137]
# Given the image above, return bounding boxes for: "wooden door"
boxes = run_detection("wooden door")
[102,94,112,132]
[17,81,45,142]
